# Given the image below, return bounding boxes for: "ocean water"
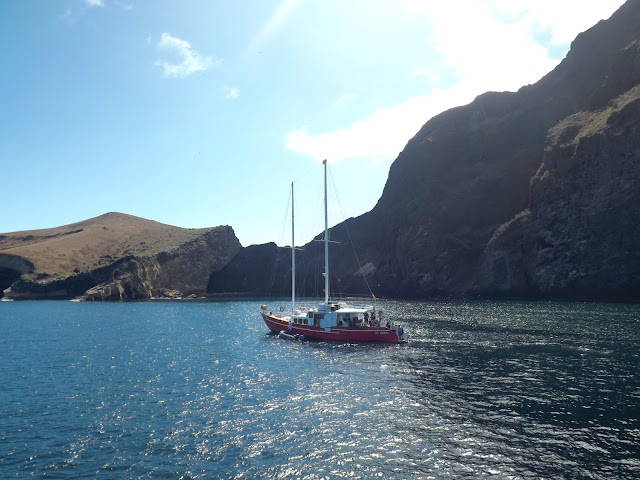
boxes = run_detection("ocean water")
[0,299,638,479]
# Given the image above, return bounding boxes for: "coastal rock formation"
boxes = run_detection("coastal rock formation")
[207,243,290,296]
[476,86,640,299]
[359,0,640,300]
[210,0,640,301]
[0,254,34,297]
[1,213,241,300]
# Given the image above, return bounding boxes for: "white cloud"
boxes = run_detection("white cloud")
[155,33,218,78]
[490,0,622,45]
[85,0,105,7]
[285,0,625,164]
[409,67,435,81]
[286,92,458,163]
[223,86,240,100]
[401,1,558,93]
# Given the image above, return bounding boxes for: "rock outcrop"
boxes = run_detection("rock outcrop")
[476,86,640,299]
[0,254,35,296]
[210,0,640,301]
[207,243,291,296]
[80,227,241,301]
[1,213,241,300]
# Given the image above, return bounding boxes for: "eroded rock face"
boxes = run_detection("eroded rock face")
[476,88,640,299]
[78,227,241,301]
[0,254,35,297]
[207,243,289,296]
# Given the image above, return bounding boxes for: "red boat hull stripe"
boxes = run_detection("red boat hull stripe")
[261,313,402,343]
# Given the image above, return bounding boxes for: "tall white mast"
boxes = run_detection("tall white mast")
[291,182,295,314]
[323,159,329,305]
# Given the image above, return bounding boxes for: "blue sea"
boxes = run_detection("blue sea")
[1,299,639,479]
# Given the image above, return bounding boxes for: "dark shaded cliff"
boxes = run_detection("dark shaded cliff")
[1,213,241,300]
[210,0,640,301]
[206,242,295,296]
[477,85,640,299]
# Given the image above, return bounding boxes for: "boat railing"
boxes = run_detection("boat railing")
[349,304,374,311]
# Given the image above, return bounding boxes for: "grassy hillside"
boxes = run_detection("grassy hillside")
[0,212,219,279]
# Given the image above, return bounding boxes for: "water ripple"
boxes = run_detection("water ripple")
[0,299,638,479]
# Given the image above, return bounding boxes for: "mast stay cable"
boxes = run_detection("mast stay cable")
[327,165,377,302]
[265,187,292,302]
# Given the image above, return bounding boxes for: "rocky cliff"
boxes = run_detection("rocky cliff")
[1,212,241,300]
[476,85,640,299]
[210,0,640,301]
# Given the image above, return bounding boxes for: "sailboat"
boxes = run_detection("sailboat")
[260,160,407,343]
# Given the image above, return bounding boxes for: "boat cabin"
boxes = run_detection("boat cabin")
[289,302,385,329]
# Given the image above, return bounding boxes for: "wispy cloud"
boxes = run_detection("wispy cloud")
[223,86,240,100]
[408,67,430,80]
[58,8,76,24]
[155,33,218,78]
[59,0,133,24]
[286,0,624,165]
[58,2,101,24]
[335,93,354,107]
[246,0,300,57]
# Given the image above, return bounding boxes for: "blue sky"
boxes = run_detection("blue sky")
[1,0,625,247]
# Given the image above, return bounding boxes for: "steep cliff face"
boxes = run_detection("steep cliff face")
[476,86,640,299]
[81,227,241,301]
[0,254,34,296]
[358,0,640,299]
[210,0,640,301]
[1,213,241,300]
[207,243,290,296]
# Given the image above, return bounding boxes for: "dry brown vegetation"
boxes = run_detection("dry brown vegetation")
[0,212,217,278]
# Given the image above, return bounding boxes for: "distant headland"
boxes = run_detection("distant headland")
[0,212,241,300]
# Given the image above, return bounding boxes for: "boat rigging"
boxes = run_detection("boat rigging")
[259,160,407,343]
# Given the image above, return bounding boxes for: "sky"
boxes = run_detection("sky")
[0,0,627,247]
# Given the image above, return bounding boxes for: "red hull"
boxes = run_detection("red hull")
[261,312,404,343]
